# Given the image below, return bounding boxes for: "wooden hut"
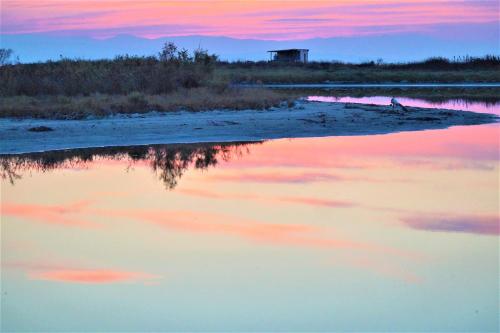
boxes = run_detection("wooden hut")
[268,49,309,63]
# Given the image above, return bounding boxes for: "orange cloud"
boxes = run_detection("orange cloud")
[5,261,162,284]
[29,269,160,284]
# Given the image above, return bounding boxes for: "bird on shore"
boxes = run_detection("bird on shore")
[391,97,408,111]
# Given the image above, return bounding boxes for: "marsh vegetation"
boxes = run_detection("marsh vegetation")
[0,44,498,119]
[0,43,292,118]
[216,56,500,84]
[0,87,290,119]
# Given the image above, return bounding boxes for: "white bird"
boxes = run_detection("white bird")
[391,98,408,111]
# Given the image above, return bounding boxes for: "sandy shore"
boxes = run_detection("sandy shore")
[0,101,497,154]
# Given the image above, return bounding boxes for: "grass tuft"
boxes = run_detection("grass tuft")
[0,87,295,119]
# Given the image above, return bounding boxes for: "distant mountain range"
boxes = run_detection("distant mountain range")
[2,33,498,63]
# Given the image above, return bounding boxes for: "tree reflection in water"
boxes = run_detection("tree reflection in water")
[0,141,259,189]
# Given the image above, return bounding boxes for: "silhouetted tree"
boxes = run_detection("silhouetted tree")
[159,42,178,62]
[0,48,13,65]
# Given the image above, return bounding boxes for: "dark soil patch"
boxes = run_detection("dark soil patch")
[407,117,441,121]
[28,126,54,132]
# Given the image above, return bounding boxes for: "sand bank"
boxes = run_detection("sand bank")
[0,101,497,154]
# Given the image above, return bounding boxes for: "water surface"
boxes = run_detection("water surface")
[308,95,500,116]
[1,106,499,331]
[261,83,500,88]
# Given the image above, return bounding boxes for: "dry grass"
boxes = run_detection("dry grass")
[0,87,296,119]
[0,53,218,96]
[216,67,500,84]
[216,56,500,84]
[2,54,497,120]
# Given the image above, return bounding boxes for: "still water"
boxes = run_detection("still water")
[1,103,499,331]
[308,95,500,116]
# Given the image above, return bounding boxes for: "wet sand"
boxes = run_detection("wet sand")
[0,101,497,154]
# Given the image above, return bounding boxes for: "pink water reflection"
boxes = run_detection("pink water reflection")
[308,96,500,115]
[1,122,499,331]
[216,124,499,171]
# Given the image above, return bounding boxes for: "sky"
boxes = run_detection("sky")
[1,1,498,62]
[2,0,499,40]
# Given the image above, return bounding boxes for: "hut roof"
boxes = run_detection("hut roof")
[267,49,309,52]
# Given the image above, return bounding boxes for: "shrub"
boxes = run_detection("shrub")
[127,92,148,110]
[0,43,220,97]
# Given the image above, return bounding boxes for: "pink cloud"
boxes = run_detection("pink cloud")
[2,200,98,227]
[275,196,354,208]
[177,188,255,201]
[206,171,345,183]
[98,208,419,260]
[2,1,497,39]
[177,187,355,208]
[2,199,422,283]
[332,254,423,284]
[205,170,407,184]
[103,209,319,243]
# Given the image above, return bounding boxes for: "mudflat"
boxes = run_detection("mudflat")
[0,101,497,154]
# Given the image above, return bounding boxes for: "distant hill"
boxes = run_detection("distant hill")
[1,32,498,63]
